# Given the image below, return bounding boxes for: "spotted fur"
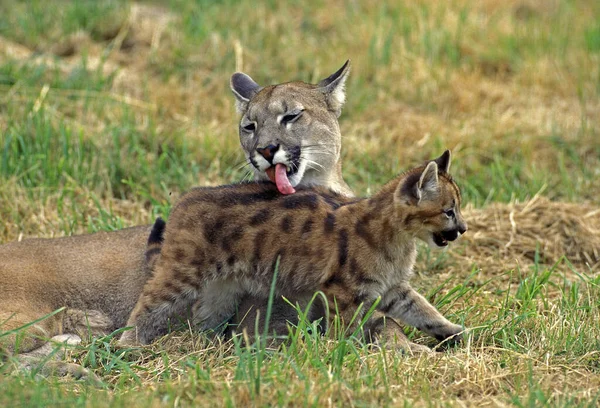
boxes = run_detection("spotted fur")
[120,151,467,349]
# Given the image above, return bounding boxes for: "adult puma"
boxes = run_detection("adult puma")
[0,61,353,356]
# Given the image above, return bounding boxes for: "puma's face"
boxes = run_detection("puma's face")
[239,83,341,191]
[395,151,468,249]
[231,61,350,195]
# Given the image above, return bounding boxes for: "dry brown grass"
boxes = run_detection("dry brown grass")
[461,195,600,274]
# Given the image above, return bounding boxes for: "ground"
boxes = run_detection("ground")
[0,0,599,406]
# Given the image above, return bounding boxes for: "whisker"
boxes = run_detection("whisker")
[301,148,336,157]
[305,164,323,174]
[301,143,340,148]
[302,158,325,170]
[290,160,299,173]
[300,156,326,170]
[233,159,253,172]
[302,159,325,174]
[240,170,254,183]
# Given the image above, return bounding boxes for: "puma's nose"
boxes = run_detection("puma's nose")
[256,144,280,163]
[458,223,468,235]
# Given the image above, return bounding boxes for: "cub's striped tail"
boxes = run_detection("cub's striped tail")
[145,217,166,272]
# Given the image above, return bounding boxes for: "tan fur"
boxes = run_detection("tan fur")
[0,225,152,354]
[0,62,355,358]
[120,151,468,350]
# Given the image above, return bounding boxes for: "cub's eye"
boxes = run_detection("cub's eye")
[281,109,304,125]
[242,122,256,133]
[444,209,455,218]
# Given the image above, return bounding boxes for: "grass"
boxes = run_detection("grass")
[0,0,599,406]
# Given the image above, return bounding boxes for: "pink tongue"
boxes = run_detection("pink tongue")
[266,163,295,195]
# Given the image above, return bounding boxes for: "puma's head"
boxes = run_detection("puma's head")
[230,61,352,197]
[395,150,468,249]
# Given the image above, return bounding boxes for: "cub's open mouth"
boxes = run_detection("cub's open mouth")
[433,230,460,247]
[265,163,299,195]
[432,232,449,247]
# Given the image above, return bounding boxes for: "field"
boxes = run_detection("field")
[1,0,599,406]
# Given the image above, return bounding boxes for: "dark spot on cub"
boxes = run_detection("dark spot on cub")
[282,193,319,210]
[203,217,225,244]
[338,229,348,267]
[324,212,336,233]
[281,215,293,233]
[249,208,272,226]
[253,230,267,263]
[227,255,236,266]
[173,248,186,263]
[301,218,313,234]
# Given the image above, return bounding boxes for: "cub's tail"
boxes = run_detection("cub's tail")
[145,217,166,272]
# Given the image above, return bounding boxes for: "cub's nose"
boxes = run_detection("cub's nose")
[256,144,280,163]
[458,223,468,235]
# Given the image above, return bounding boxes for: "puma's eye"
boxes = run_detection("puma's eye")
[281,109,304,125]
[444,208,455,218]
[242,122,256,133]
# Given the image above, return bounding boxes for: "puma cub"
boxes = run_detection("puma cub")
[120,151,468,349]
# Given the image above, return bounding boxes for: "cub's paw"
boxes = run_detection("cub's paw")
[370,337,433,356]
[432,323,464,346]
[408,342,433,355]
[117,329,140,347]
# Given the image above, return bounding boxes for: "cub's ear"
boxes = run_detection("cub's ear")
[434,150,451,174]
[230,72,262,113]
[317,60,351,117]
[397,161,440,205]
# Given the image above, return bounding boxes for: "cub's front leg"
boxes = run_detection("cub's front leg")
[363,311,432,354]
[119,265,199,345]
[380,283,463,345]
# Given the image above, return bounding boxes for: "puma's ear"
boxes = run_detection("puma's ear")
[230,72,262,113]
[397,162,440,204]
[433,150,451,174]
[317,60,351,117]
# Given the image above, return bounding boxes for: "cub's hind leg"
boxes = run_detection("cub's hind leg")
[119,263,201,345]
[192,281,245,333]
[227,293,327,346]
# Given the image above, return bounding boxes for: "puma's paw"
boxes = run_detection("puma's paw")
[64,309,113,337]
[39,361,103,387]
[19,334,82,359]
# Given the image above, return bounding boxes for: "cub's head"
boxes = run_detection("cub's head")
[395,150,468,248]
[230,61,351,195]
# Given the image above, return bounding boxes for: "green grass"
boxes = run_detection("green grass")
[1,0,599,406]
[2,261,599,406]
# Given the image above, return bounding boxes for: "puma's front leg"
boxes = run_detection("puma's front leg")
[380,283,463,345]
